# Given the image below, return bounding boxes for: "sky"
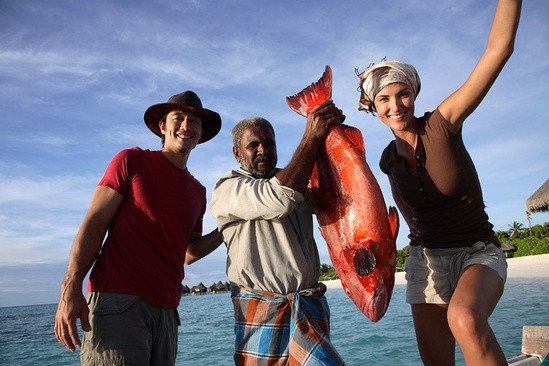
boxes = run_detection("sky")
[1,0,548,308]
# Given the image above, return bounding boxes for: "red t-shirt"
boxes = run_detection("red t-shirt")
[87,147,206,309]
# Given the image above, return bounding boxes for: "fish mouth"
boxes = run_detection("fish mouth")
[344,282,390,322]
[365,287,390,322]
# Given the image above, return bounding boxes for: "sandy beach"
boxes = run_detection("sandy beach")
[324,253,549,289]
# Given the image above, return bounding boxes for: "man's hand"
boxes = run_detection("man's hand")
[54,285,91,352]
[304,100,345,141]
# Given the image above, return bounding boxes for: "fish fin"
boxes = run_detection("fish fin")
[310,161,319,186]
[286,65,332,117]
[308,161,320,194]
[344,245,376,277]
[341,125,365,154]
[388,206,400,240]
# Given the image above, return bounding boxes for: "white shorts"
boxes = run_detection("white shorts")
[405,241,507,304]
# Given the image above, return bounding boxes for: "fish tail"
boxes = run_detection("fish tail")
[286,65,332,117]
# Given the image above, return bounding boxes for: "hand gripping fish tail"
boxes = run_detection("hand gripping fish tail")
[286,65,400,322]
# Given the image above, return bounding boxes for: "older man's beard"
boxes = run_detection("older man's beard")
[242,155,277,178]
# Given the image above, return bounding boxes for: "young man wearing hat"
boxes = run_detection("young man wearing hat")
[54,91,224,365]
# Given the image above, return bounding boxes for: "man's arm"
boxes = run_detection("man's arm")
[276,100,344,195]
[54,185,123,352]
[185,229,224,265]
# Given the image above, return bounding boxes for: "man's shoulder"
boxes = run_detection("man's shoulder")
[126,146,156,155]
[214,169,246,187]
[216,168,281,184]
[113,146,153,157]
[214,169,266,195]
[116,147,162,162]
[219,168,249,180]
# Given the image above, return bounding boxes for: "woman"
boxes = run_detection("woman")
[357,1,521,365]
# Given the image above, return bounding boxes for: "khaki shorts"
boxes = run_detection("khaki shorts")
[81,292,180,366]
[405,241,507,304]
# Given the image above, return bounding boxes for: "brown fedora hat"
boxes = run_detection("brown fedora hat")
[144,91,222,144]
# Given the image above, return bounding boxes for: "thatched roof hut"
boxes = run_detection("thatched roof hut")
[216,281,228,292]
[206,281,230,293]
[501,243,517,258]
[191,282,207,294]
[182,285,191,295]
[527,178,549,213]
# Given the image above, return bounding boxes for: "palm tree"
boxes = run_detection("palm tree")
[526,211,532,236]
[508,221,525,239]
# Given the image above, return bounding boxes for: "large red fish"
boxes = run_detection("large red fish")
[286,66,399,322]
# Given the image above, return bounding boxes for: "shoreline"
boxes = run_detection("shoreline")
[324,253,549,289]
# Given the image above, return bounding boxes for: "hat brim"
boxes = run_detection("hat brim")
[144,103,221,144]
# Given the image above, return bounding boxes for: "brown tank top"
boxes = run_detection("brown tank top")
[380,109,499,248]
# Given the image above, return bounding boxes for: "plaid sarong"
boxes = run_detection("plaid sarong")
[231,284,346,366]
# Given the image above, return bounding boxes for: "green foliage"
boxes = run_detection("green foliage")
[495,230,511,242]
[512,236,549,257]
[518,223,549,240]
[532,240,549,255]
[319,263,339,281]
[494,223,549,257]
[396,245,410,272]
[533,223,549,238]
[496,223,549,240]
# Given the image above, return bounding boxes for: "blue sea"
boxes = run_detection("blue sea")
[1,281,548,366]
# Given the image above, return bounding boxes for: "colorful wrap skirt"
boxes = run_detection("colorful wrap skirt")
[231,283,346,366]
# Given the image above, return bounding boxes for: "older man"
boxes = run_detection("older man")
[211,101,347,365]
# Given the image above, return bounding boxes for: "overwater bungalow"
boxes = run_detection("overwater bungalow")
[191,282,207,295]
[181,284,191,296]
[181,280,232,296]
[207,283,217,293]
[216,281,229,292]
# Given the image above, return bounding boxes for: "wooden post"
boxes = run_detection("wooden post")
[522,326,549,360]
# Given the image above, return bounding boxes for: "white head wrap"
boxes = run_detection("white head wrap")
[357,60,421,114]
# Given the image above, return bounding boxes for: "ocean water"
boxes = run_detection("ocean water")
[1,282,548,366]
